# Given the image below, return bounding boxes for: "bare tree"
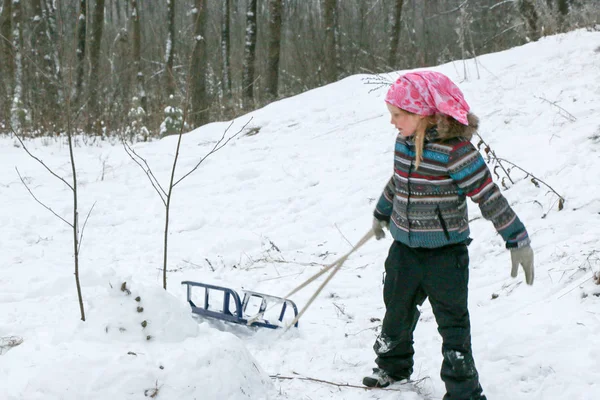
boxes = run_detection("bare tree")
[30,0,62,128]
[322,0,341,83]
[12,86,91,321]
[190,0,208,127]
[88,0,106,131]
[518,0,541,41]
[0,0,13,116]
[388,0,405,69]
[264,0,282,101]
[10,0,26,131]
[557,0,570,29]
[74,0,87,107]
[221,0,231,99]
[42,0,63,104]
[166,0,176,97]
[242,0,257,110]
[131,0,146,113]
[123,87,250,289]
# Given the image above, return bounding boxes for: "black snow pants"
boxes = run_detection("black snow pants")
[373,240,486,400]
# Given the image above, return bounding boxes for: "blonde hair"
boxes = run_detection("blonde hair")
[413,115,437,170]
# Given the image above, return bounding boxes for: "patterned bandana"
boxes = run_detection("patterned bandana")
[385,71,470,125]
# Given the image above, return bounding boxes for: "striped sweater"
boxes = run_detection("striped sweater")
[375,115,529,249]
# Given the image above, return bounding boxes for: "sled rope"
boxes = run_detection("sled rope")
[247,229,374,329]
[283,229,374,331]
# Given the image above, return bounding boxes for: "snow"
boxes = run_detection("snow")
[1,29,600,400]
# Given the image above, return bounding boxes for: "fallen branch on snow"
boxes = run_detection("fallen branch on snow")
[270,372,428,392]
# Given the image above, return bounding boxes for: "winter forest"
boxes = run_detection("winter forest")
[0,0,598,139]
[2,0,600,399]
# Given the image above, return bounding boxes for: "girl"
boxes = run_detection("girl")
[364,71,534,400]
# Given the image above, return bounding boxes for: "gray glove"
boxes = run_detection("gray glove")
[510,245,534,285]
[372,218,388,240]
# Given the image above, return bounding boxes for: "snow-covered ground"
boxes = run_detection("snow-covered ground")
[1,29,600,400]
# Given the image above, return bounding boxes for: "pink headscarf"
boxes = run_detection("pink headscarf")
[385,71,470,125]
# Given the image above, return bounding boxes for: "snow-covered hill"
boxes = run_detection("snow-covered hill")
[1,29,599,400]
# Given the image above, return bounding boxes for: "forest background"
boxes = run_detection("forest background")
[0,0,597,139]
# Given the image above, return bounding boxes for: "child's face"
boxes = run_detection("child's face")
[386,103,423,137]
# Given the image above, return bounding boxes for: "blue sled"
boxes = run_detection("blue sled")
[181,280,299,329]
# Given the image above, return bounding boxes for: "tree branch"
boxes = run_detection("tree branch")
[496,157,565,207]
[270,372,427,392]
[172,118,252,187]
[482,23,525,49]
[11,127,74,191]
[431,0,469,17]
[15,167,72,227]
[474,133,515,185]
[121,139,167,206]
[78,201,96,254]
[535,95,577,122]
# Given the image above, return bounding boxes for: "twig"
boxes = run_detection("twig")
[344,325,379,337]
[173,118,252,187]
[258,272,305,282]
[122,139,167,205]
[270,372,426,392]
[535,96,577,122]
[334,223,353,248]
[11,128,74,191]
[332,302,347,317]
[474,133,514,185]
[481,23,525,49]
[431,0,469,17]
[557,276,593,299]
[489,0,518,11]
[143,380,162,398]
[475,132,565,213]
[495,157,565,207]
[362,74,394,93]
[15,167,72,227]
[78,202,97,253]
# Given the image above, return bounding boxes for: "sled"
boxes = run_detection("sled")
[181,280,299,329]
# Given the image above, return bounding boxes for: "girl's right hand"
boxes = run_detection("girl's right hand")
[372,218,389,240]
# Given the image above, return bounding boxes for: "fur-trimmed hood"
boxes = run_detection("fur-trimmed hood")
[429,112,479,141]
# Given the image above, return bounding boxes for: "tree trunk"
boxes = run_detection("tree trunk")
[388,0,404,69]
[74,0,87,107]
[1,0,13,118]
[557,0,569,15]
[518,0,540,41]
[31,0,62,127]
[242,0,257,110]
[190,0,208,127]
[10,0,26,131]
[221,0,231,99]
[166,0,176,97]
[88,0,106,131]
[322,0,340,83]
[557,0,569,30]
[43,0,63,103]
[131,0,146,113]
[114,0,121,24]
[265,0,282,102]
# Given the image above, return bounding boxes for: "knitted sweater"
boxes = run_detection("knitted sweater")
[374,114,529,249]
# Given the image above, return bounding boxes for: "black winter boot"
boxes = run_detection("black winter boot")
[362,368,408,388]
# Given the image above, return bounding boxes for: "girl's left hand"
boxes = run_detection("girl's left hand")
[510,245,534,285]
